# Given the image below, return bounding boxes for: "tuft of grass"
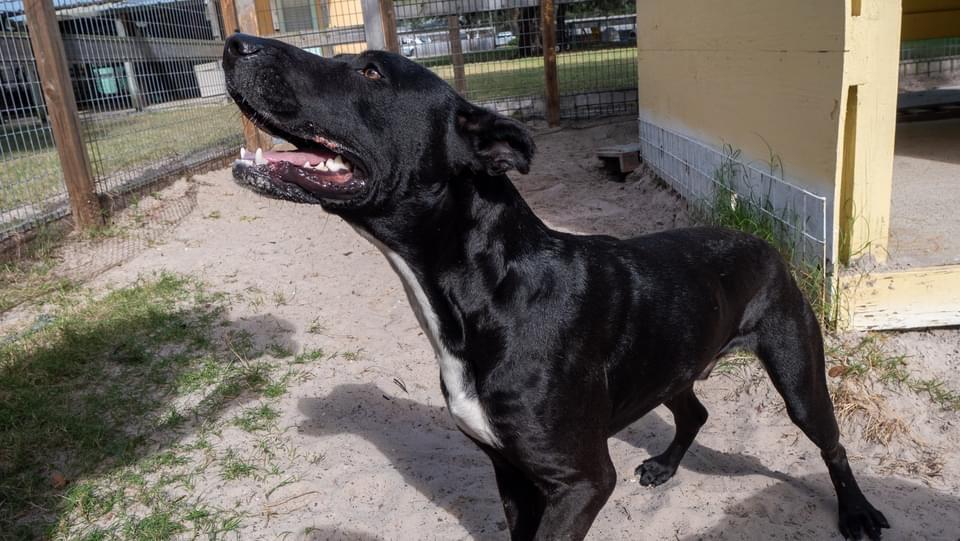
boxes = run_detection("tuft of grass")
[827,333,960,412]
[123,511,184,540]
[267,342,294,359]
[341,349,364,362]
[220,451,258,481]
[306,318,326,335]
[292,347,325,364]
[232,403,281,433]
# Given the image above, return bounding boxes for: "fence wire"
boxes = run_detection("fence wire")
[638,119,828,274]
[900,37,960,86]
[1,0,69,238]
[1,0,240,240]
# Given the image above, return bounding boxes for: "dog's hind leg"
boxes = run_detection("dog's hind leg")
[635,387,708,487]
[756,291,889,540]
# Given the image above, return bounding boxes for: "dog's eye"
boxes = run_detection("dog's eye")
[360,66,382,80]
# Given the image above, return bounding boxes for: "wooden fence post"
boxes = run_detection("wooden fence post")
[362,0,398,52]
[447,15,467,94]
[221,0,271,151]
[540,0,560,126]
[23,0,101,230]
[380,0,399,53]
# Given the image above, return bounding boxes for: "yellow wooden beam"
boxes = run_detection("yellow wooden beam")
[838,264,960,330]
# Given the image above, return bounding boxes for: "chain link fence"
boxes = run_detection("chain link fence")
[1,0,240,241]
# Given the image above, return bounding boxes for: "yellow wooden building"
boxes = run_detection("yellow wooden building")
[635,0,960,330]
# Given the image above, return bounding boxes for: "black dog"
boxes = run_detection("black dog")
[222,33,889,540]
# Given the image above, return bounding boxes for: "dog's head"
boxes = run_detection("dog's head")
[222,33,535,212]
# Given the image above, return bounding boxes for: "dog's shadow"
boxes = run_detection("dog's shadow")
[297,383,863,539]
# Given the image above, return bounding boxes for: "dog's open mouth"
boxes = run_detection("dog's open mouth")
[233,137,366,201]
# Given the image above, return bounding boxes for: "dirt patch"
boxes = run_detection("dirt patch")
[4,118,959,539]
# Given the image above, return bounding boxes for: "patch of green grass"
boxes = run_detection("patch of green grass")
[0,272,279,537]
[220,452,258,481]
[910,378,960,410]
[828,334,960,412]
[292,347,326,364]
[1,103,241,215]
[429,46,638,102]
[0,225,76,312]
[124,511,184,540]
[232,403,281,433]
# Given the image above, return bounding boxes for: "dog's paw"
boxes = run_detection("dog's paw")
[838,502,889,540]
[635,457,677,487]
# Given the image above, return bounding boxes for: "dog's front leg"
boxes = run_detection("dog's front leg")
[483,451,544,540]
[532,452,617,541]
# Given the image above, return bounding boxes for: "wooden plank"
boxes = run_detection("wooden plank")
[254,0,274,35]
[233,0,272,151]
[220,0,239,33]
[541,0,560,126]
[23,0,100,230]
[838,264,960,330]
[380,0,399,53]
[361,0,386,50]
[270,27,368,49]
[447,15,467,94]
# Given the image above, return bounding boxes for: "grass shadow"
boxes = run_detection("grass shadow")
[0,273,297,539]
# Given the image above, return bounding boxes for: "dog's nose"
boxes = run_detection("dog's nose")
[225,33,262,57]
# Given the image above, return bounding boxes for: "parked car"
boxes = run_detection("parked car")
[495,31,515,47]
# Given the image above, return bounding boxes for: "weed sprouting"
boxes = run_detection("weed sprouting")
[689,144,831,327]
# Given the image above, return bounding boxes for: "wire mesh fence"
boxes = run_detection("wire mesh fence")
[900,37,960,87]
[393,0,636,120]
[1,0,240,241]
[2,0,640,244]
[638,119,828,276]
[1,0,70,237]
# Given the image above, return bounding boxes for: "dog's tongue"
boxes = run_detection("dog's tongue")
[241,147,336,167]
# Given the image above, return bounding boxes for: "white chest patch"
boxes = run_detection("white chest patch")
[352,227,502,448]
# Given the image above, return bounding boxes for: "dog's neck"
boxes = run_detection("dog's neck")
[343,172,548,447]
[350,172,551,276]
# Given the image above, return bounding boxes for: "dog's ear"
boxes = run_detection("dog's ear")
[455,103,535,175]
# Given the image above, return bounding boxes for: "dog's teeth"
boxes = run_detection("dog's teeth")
[240,146,246,159]
[327,155,350,172]
[325,158,337,171]
[303,161,311,168]
[316,160,329,171]
[255,148,267,165]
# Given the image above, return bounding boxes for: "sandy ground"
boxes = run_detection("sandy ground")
[18,118,960,539]
[888,118,960,268]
